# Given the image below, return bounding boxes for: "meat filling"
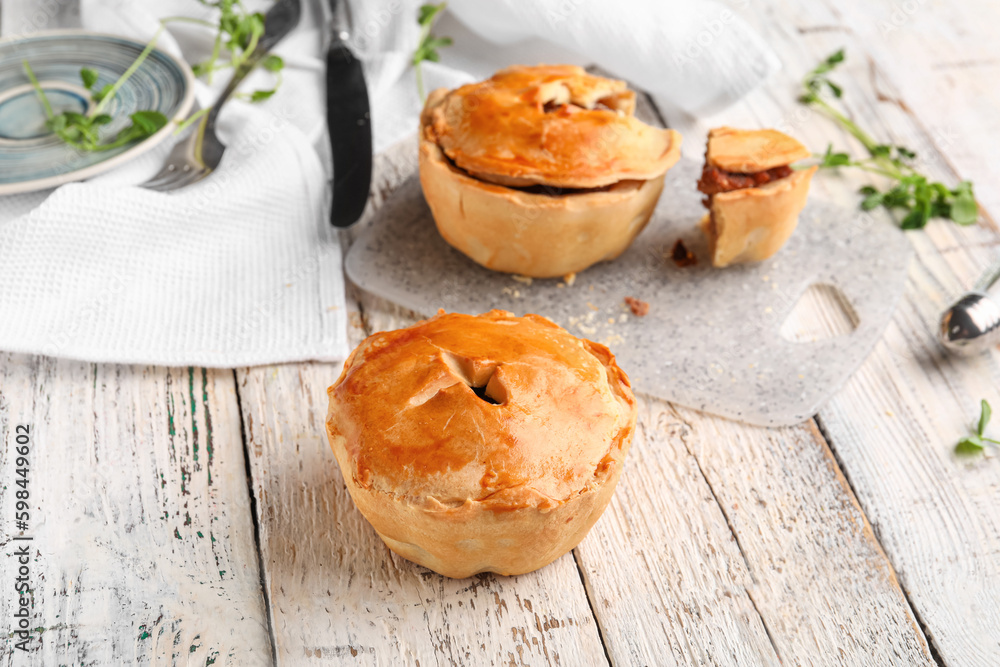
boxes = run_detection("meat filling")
[696,164,793,207]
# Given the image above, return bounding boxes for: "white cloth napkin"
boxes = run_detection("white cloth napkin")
[0,0,349,367]
[351,0,781,153]
[0,0,777,367]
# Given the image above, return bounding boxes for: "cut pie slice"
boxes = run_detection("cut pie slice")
[697,127,816,268]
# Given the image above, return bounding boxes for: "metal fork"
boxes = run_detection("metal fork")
[142,0,301,192]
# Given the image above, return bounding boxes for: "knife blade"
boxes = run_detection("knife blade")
[325,0,373,228]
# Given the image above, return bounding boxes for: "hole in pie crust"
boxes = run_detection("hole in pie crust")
[541,100,618,114]
[471,384,500,405]
[441,352,508,405]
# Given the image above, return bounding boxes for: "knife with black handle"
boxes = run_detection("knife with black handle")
[325,0,372,228]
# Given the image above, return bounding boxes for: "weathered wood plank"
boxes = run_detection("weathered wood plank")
[0,357,270,666]
[679,3,1000,663]
[575,395,934,666]
[236,360,608,666]
[820,0,1000,227]
[573,397,780,667]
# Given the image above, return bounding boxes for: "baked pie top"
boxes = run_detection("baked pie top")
[327,310,636,511]
[705,126,812,173]
[422,65,682,189]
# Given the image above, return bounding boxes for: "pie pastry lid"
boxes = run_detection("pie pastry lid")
[423,64,682,189]
[706,126,812,173]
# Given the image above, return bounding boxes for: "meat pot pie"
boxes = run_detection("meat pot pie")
[420,65,683,279]
[325,310,637,578]
[696,127,816,267]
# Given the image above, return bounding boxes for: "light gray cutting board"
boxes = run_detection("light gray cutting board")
[346,159,913,426]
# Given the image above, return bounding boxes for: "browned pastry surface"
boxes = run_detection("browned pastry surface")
[423,64,681,188]
[325,310,637,577]
[329,310,633,508]
[705,126,811,173]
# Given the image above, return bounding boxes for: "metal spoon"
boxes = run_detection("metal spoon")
[939,257,1000,356]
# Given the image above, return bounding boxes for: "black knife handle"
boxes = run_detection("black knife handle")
[326,42,373,228]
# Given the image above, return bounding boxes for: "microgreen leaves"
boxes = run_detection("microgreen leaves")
[79,65,115,104]
[799,49,844,104]
[800,49,978,229]
[24,59,166,153]
[23,2,288,155]
[189,0,284,102]
[23,61,167,151]
[955,399,1000,456]
[238,54,284,103]
[80,67,99,90]
[413,3,452,101]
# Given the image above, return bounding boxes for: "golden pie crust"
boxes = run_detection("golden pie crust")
[424,65,680,188]
[706,126,812,173]
[419,65,682,278]
[325,310,637,578]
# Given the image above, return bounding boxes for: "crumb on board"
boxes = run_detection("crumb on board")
[670,239,698,268]
[501,286,522,298]
[512,275,533,285]
[563,273,576,286]
[624,296,649,317]
[587,301,599,311]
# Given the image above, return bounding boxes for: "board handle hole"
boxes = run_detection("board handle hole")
[780,283,859,343]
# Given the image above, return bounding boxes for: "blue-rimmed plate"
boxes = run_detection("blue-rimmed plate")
[0,30,195,195]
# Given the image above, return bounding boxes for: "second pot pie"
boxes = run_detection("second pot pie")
[325,310,637,578]
[420,65,683,279]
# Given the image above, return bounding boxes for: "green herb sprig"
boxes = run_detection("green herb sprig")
[800,49,978,230]
[955,399,1000,456]
[22,29,168,153]
[413,3,452,102]
[23,2,288,154]
[239,54,285,103]
[170,1,283,101]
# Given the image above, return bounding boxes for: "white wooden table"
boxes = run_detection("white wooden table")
[3,1,1000,665]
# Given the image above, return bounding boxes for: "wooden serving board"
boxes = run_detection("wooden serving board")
[346,158,913,426]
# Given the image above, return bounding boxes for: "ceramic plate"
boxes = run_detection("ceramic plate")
[0,30,195,195]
